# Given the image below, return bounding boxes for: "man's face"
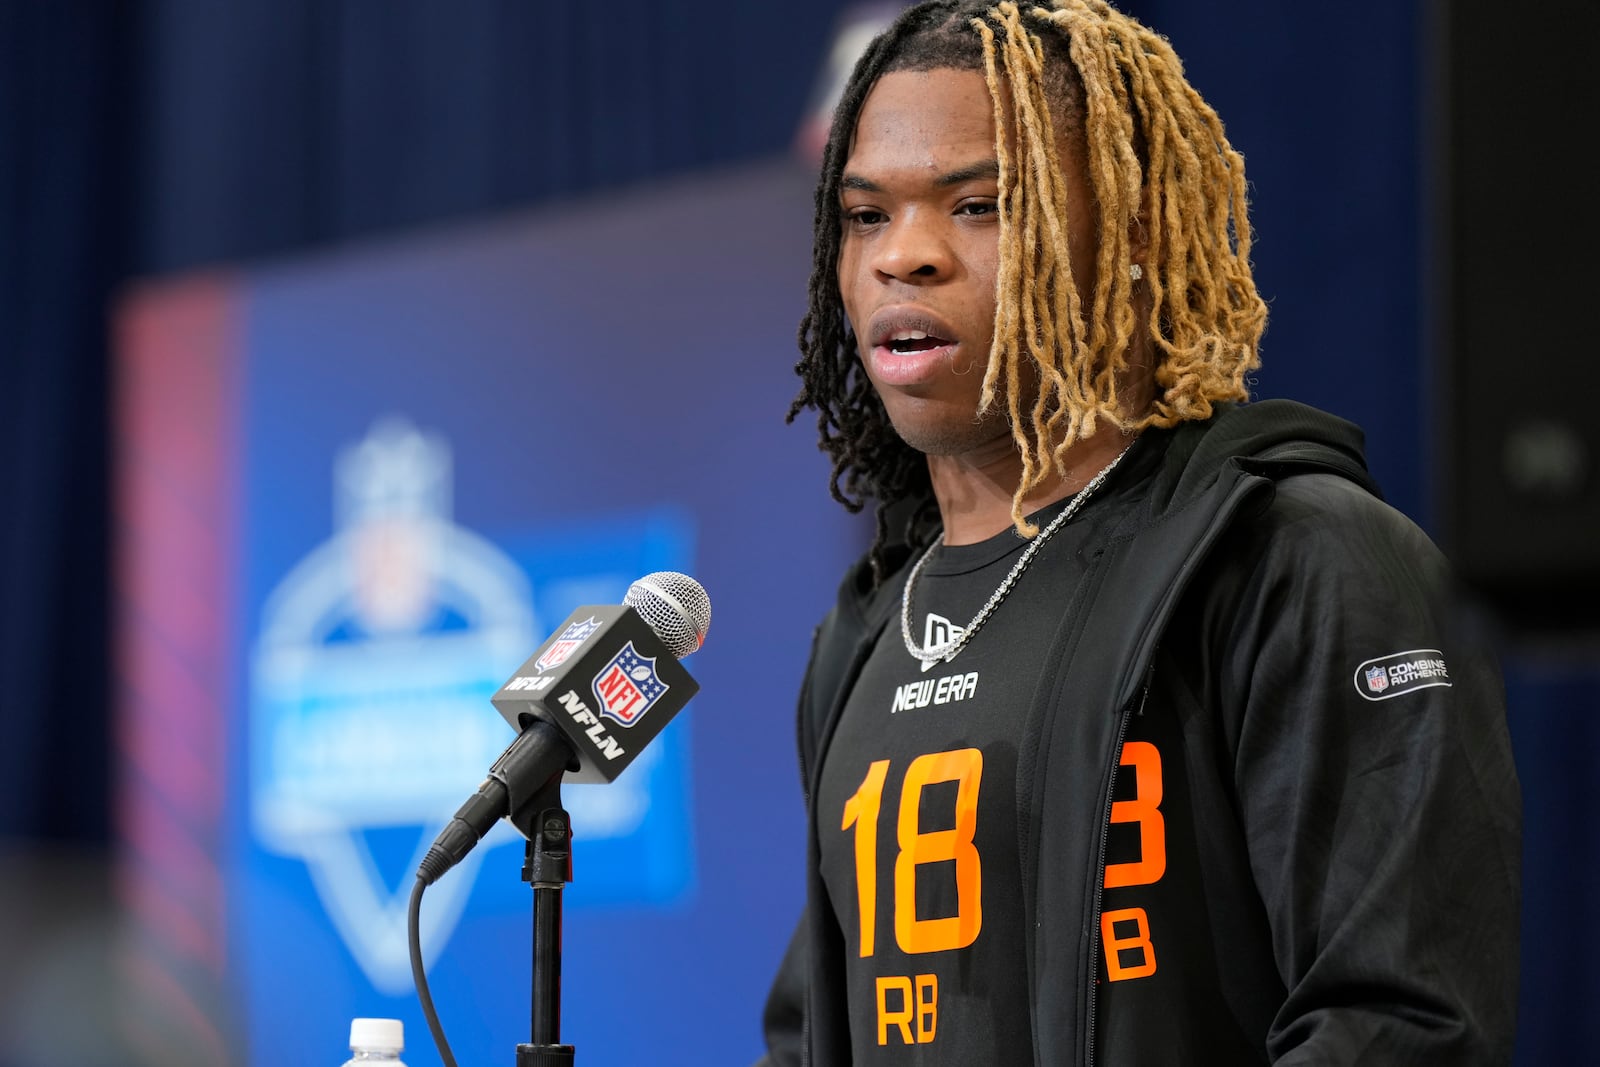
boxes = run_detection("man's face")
[838,67,1097,458]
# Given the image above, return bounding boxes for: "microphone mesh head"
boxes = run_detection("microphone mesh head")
[624,572,711,659]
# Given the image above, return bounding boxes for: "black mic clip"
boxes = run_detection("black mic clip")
[495,719,578,843]
[418,719,572,885]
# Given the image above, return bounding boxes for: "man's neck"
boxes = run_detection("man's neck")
[928,424,1134,546]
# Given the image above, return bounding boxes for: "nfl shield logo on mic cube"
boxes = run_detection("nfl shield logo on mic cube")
[593,642,669,726]
[491,603,699,784]
[535,615,603,672]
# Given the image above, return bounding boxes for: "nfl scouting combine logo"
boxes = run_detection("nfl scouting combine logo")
[594,642,669,726]
[537,616,602,672]
[1354,649,1452,702]
[249,418,538,994]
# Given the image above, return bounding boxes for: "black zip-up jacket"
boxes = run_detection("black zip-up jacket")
[760,401,1520,1065]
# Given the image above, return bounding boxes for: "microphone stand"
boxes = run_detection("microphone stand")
[515,772,576,1065]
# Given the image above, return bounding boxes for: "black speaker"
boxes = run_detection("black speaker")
[1434,0,1600,631]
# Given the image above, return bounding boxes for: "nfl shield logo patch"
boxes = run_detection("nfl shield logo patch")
[593,641,669,727]
[536,616,603,673]
[1364,666,1389,693]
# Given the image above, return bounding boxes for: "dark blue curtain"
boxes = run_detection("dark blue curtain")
[131,0,858,272]
[1,1,1593,1061]
[0,2,131,841]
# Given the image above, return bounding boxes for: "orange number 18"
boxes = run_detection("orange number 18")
[841,748,984,957]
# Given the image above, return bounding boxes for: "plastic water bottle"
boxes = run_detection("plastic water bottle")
[340,1018,407,1065]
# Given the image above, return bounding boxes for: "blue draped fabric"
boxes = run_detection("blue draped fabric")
[0,2,129,841]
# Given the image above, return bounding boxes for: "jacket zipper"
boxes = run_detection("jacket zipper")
[802,995,811,1067]
[1085,656,1156,1067]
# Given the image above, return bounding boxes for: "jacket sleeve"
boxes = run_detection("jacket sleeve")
[755,607,834,1067]
[1205,474,1521,1064]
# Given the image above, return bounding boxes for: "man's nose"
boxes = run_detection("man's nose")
[870,212,950,282]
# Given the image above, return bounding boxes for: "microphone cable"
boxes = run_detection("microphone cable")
[410,876,460,1067]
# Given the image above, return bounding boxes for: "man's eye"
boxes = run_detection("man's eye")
[957,200,998,217]
[844,208,886,228]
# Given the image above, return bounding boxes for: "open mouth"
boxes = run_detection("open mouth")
[866,309,962,385]
[886,330,953,355]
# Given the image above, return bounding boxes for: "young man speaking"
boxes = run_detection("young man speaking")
[759,1,1520,1063]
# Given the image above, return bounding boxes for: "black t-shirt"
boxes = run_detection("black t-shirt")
[816,439,1163,1062]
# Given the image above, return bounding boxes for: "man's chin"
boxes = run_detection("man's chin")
[888,409,1013,459]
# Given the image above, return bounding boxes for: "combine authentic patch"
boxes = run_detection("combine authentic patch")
[1353,649,1452,701]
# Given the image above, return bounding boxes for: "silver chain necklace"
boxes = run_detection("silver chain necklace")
[901,444,1133,667]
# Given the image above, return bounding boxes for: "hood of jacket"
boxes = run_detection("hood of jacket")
[837,398,1375,616]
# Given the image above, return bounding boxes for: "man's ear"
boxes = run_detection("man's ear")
[1128,212,1150,276]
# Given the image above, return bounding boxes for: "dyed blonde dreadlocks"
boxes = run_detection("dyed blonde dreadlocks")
[790,0,1265,569]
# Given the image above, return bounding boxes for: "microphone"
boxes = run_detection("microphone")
[417,571,710,885]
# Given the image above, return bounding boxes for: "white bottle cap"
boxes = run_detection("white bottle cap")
[349,1017,404,1052]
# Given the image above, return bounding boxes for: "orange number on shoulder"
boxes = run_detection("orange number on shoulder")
[1103,740,1166,889]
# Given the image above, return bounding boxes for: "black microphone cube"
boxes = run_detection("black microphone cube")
[490,604,699,784]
